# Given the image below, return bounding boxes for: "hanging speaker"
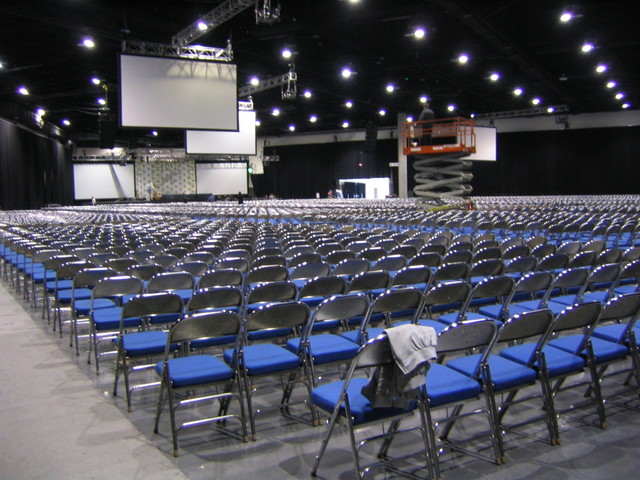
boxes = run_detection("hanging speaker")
[364,123,378,151]
[99,113,115,149]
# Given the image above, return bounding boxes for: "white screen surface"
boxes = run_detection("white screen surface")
[467,126,497,161]
[186,111,256,154]
[196,163,248,195]
[120,54,238,130]
[73,163,135,200]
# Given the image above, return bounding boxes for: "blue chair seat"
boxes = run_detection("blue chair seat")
[155,355,234,388]
[74,298,117,315]
[57,287,92,304]
[287,334,360,364]
[591,324,633,344]
[478,304,504,320]
[581,291,610,304]
[45,280,73,292]
[499,343,585,378]
[224,344,300,376]
[92,307,141,330]
[311,377,414,425]
[416,319,448,335]
[31,270,57,283]
[548,336,629,364]
[446,354,537,392]
[341,327,385,345]
[115,331,169,356]
[426,363,482,407]
[614,285,638,295]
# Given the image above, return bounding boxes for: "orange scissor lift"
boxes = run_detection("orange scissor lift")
[401,117,476,204]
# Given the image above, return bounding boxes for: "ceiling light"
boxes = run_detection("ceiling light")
[379,109,386,116]
[547,106,555,113]
[622,103,630,109]
[288,124,295,132]
[0,62,3,69]
[281,48,292,59]
[489,72,500,82]
[606,81,617,89]
[255,119,261,127]
[97,97,106,105]
[419,95,428,104]
[513,87,523,96]
[309,115,317,123]
[82,37,95,48]
[272,108,280,116]
[91,77,101,85]
[197,21,208,31]
[447,104,456,112]
[342,121,350,128]
[385,83,395,93]
[595,64,607,73]
[615,92,625,100]
[406,116,414,122]
[581,43,594,53]
[560,12,573,22]
[413,27,426,39]
[303,90,312,98]
[250,76,260,86]
[36,108,45,116]
[61,119,71,126]
[345,100,353,108]
[531,97,541,105]
[470,113,475,118]
[17,86,29,95]
[457,54,469,64]
[151,130,158,136]
[348,0,360,3]
[341,67,352,79]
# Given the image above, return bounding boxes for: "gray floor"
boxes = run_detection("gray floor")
[2,279,640,480]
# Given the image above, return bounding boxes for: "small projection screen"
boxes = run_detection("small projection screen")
[73,163,135,200]
[119,54,238,130]
[186,111,256,154]
[196,163,248,195]
[467,126,497,161]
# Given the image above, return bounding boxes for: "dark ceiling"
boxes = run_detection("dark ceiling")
[1,0,639,148]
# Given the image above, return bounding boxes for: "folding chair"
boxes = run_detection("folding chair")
[146,271,196,302]
[346,270,391,298]
[391,264,432,293]
[112,292,185,411]
[153,311,248,456]
[198,268,244,289]
[311,333,435,480]
[297,275,348,308]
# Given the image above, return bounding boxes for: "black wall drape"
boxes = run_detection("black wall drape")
[0,118,73,210]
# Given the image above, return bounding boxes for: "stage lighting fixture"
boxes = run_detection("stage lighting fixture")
[17,86,29,95]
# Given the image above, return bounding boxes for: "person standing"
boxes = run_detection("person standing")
[418,101,435,145]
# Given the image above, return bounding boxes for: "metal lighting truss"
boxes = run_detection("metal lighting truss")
[238,68,297,99]
[474,105,569,120]
[122,40,233,62]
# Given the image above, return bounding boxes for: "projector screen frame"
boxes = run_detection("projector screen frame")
[119,53,239,131]
[185,110,257,155]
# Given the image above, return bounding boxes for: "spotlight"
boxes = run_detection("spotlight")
[82,37,95,48]
[197,21,208,31]
[288,124,295,132]
[342,121,350,128]
[62,119,71,126]
[379,109,386,116]
[250,76,260,86]
[547,107,555,113]
[560,12,573,22]
[622,103,630,109]
[606,81,617,89]
[309,115,317,123]
[36,108,45,116]
[457,54,469,64]
[513,87,523,96]
[91,77,101,85]
[489,72,500,82]
[581,43,594,53]
[419,95,428,104]
[531,97,541,105]
[341,67,352,79]
[615,92,625,100]
[17,86,29,95]
[281,48,292,59]
[272,108,280,116]
[255,119,261,127]
[151,130,158,136]
[345,100,353,108]
[595,64,607,73]
[406,116,414,122]
[97,97,106,105]
[385,83,395,93]
[303,90,312,98]
[447,104,456,112]
[413,27,426,39]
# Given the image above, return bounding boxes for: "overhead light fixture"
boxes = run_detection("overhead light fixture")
[560,12,573,22]
[303,90,312,98]
[341,67,352,79]
[406,116,414,122]
[348,0,360,3]
[61,119,71,126]
[531,97,541,105]
[457,54,469,64]
[622,103,630,109]
[36,108,45,117]
[513,87,523,96]
[342,121,350,128]
[489,72,500,82]
[419,95,428,104]
[255,119,261,127]
[470,113,475,118]
[581,43,594,53]
[547,106,555,113]
[385,83,395,93]
[17,86,29,95]
[0,61,3,69]
[197,21,208,31]
[281,48,292,59]
[250,76,260,86]
[271,108,280,116]
[595,64,607,73]
[379,109,386,116]
[413,27,426,39]
[606,80,617,89]
[345,100,353,108]
[288,124,295,132]
[151,130,158,136]
[615,92,625,100]
[97,97,106,105]
[82,37,95,49]
[447,104,456,112]
[91,77,101,85]
[309,115,317,123]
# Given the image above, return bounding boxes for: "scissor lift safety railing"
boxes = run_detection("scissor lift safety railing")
[402,117,476,203]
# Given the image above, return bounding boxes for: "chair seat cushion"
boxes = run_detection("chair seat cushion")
[57,287,92,303]
[311,377,415,425]
[74,298,117,315]
[287,334,360,364]
[227,344,301,376]
[499,343,585,378]
[426,363,482,407]
[446,354,537,392]
[548,335,629,363]
[591,324,629,344]
[341,327,385,345]
[156,355,234,388]
[478,304,504,320]
[416,319,448,335]
[117,331,169,356]
[92,307,141,330]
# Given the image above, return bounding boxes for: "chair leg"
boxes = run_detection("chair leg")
[538,357,560,445]
[241,372,257,440]
[584,345,607,429]
[311,403,342,477]
[153,376,167,434]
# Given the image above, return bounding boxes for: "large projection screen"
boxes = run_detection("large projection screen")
[73,163,135,200]
[467,126,497,161]
[120,54,238,130]
[186,111,256,154]
[196,163,248,195]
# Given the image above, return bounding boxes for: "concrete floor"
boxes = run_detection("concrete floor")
[2,279,640,480]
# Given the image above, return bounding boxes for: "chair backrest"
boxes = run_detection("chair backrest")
[173,260,209,277]
[351,334,395,369]
[359,246,388,262]
[370,287,424,316]
[468,258,504,279]
[326,250,357,265]
[552,301,603,335]
[576,263,621,302]
[314,294,371,324]
[443,250,472,264]
[433,262,469,283]
[332,258,370,277]
[245,264,289,285]
[291,261,331,280]
[245,301,310,333]
[531,243,556,259]
[73,267,117,289]
[373,254,407,272]
[252,254,287,268]
[599,292,640,328]
[168,310,242,345]
[120,292,184,328]
[389,244,418,259]
[199,268,244,288]
[423,280,471,316]
[436,319,498,376]
[392,265,432,290]
[216,257,250,273]
[471,246,502,263]
[540,267,590,304]
[56,260,93,282]
[459,276,515,317]
[246,280,298,304]
[187,286,244,312]
[104,257,139,273]
[537,253,570,271]
[503,255,538,275]
[92,275,145,300]
[298,275,347,298]
[567,250,597,268]
[147,271,195,293]
[410,252,443,268]
[496,309,554,346]
[347,271,391,294]
[502,245,530,261]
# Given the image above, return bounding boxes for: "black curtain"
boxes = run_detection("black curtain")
[0,118,73,210]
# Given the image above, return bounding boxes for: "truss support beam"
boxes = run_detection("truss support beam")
[238,69,297,98]
[172,0,256,47]
[475,105,569,120]
[122,40,233,62]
